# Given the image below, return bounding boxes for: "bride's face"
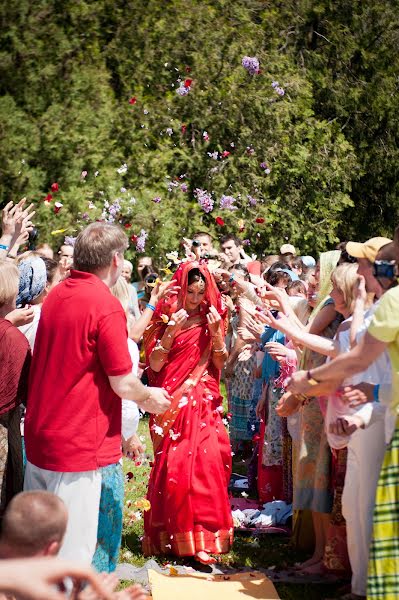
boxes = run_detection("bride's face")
[184,280,206,312]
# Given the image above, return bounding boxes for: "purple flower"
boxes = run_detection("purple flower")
[166,127,173,136]
[152,196,161,203]
[247,195,257,206]
[207,151,219,160]
[136,229,148,253]
[176,84,190,96]
[276,87,285,96]
[180,183,188,193]
[260,163,271,175]
[220,195,237,210]
[194,188,214,213]
[242,239,251,246]
[64,236,76,246]
[271,81,279,89]
[81,212,90,221]
[167,180,179,192]
[108,199,121,218]
[242,56,260,75]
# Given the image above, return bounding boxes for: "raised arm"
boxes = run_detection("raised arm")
[129,280,179,343]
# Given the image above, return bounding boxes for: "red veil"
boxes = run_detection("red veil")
[142,261,233,557]
[144,260,225,355]
[143,260,226,450]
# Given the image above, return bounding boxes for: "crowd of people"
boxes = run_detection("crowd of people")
[0,198,398,600]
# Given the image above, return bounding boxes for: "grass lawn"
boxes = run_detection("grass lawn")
[120,415,343,599]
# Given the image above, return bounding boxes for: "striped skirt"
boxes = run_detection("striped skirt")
[368,418,399,599]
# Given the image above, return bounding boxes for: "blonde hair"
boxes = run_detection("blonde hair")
[74,223,129,273]
[330,263,359,313]
[0,260,19,308]
[110,276,130,315]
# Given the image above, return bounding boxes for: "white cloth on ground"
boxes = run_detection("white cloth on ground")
[232,501,292,528]
[24,460,102,564]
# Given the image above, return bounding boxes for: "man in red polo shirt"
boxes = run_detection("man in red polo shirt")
[24,222,170,564]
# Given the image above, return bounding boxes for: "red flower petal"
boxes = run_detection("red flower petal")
[124,223,131,229]
[130,234,138,243]
[45,193,53,202]
[215,216,225,226]
[185,66,191,73]
[255,217,265,223]
[184,78,192,88]
[181,124,187,134]
[221,151,230,158]
[51,182,59,192]
[129,96,137,105]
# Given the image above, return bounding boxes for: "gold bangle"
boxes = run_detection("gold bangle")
[212,345,227,354]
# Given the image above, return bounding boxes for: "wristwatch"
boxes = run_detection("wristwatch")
[307,370,320,386]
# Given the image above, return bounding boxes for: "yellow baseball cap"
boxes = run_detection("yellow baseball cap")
[346,237,392,262]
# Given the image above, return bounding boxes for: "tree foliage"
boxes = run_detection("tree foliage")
[0,0,397,262]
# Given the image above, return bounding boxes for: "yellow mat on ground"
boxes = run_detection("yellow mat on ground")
[148,569,280,600]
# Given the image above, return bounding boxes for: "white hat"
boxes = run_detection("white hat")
[301,255,316,268]
[280,243,296,255]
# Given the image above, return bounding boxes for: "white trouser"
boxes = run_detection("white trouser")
[342,419,386,596]
[24,461,102,564]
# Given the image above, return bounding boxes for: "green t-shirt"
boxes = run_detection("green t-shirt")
[368,286,399,413]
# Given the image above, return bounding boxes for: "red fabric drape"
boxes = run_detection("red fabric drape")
[142,261,233,556]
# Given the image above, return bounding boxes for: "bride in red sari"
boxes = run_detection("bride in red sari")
[142,261,233,564]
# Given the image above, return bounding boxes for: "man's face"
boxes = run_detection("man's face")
[357,258,382,297]
[221,240,241,264]
[121,265,132,283]
[196,235,212,255]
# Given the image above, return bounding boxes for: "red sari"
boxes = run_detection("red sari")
[142,262,233,557]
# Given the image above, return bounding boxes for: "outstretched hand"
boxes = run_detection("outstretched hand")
[275,390,303,417]
[150,280,180,304]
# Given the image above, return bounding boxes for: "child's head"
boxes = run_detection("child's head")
[0,491,68,558]
[265,269,291,290]
[290,257,304,277]
[287,280,307,298]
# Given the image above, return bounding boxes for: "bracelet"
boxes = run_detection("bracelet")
[0,244,9,251]
[212,345,227,354]
[154,343,170,354]
[307,370,320,386]
[373,384,380,403]
[146,303,156,311]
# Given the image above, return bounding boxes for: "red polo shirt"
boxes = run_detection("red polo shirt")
[24,270,132,472]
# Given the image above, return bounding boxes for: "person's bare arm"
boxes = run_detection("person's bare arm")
[349,276,366,348]
[207,305,228,369]
[129,280,179,343]
[148,309,187,372]
[256,309,339,357]
[108,373,170,414]
[287,332,386,395]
